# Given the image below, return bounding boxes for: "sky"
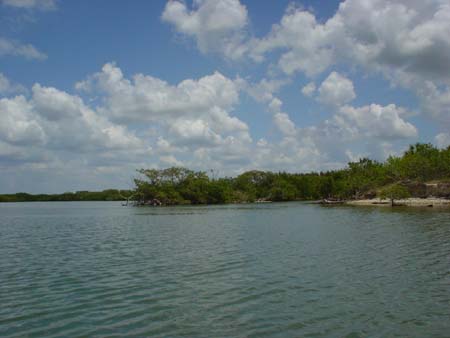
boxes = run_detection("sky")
[1,0,450,193]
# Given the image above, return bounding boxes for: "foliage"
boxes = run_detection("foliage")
[379,184,411,206]
[132,143,450,205]
[2,143,449,204]
[0,190,133,202]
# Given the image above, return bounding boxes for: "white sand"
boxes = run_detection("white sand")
[346,198,450,207]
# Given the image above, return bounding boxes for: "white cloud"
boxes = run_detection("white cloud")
[0,83,146,161]
[336,0,450,82]
[247,133,330,173]
[159,155,183,167]
[76,63,251,149]
[0,61,423,192]
[317,72,356,106]
[414,80,450,124]
[234,0,450,137]
[162,0,249,59]
[32,84,87,121]
[0,37,47,60]
[273,112,297,136]
[156,137,180,155]
[162,1,450,90]
[160,0,450,137]
[239,0,450,129]
[247,1,450,82]
[436,133,450,148]
[0,95,45,145]
[169,119,221,146]
[160,0,449,129]
[268,98,282,114]
[249,6,334,76]
[30,84,144,152]
[0,73,12,93]
[160,0,450,131]
[1,0,56,10]
[260,102,418,169]
[301,82,316,97]
[240,77,299,141]
[336,104,417,140]
[243,78,289,103]
[77,63,238,121]
[256,138,268,147]
[0,73,26,94]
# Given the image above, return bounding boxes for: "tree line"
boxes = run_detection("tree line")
[1,143,449,204]
[134,143,450,205]
[0,189,132,203]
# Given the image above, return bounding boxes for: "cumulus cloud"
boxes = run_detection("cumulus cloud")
[301,82,316,97]
[413,80,450,124]
[0,73,416,191]
[0,63,266,189]
[76,63,251,150]
[165,1,450,127]
[247,0,450,126]
[436,133,450,149]
[30,84,144,152]
[249,6,334,76]
[76,64,343,176]
[317,72,356,106]
[162,0,249,59]
[261,102,417,170]
[0,37,47,60]
[0,95,45,145]
[248,0,450,82]
[159,155,183,167]
[239,77,299,140]
[7,2,445,191]
[77,64,238,120]
[336,0,450,82]
[1,0,56,10]
[242,77,290,106]
[336,104,417,140]
[169,119,221,146]
[0,81,147,174]
[245,130,333,173]
[265,103,417,170]
[0,74,10,93]
[273,112,297,136]
[0,73,26,94]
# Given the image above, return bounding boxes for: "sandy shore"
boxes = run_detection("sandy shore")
[346,198,450,207]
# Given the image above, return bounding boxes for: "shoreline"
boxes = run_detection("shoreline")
[345,197,450,208]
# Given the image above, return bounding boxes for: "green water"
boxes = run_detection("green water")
[0,202,449,337]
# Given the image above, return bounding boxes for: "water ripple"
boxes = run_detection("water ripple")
[0,202,449,337]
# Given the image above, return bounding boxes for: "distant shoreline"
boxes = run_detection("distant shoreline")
[0,190,132,203]
[2,197,450,209]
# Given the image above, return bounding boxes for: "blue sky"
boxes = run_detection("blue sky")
[1,0,450,193]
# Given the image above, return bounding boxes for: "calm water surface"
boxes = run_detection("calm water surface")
[0,202,449,337]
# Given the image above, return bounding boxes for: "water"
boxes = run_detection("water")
[0,202,449,337]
